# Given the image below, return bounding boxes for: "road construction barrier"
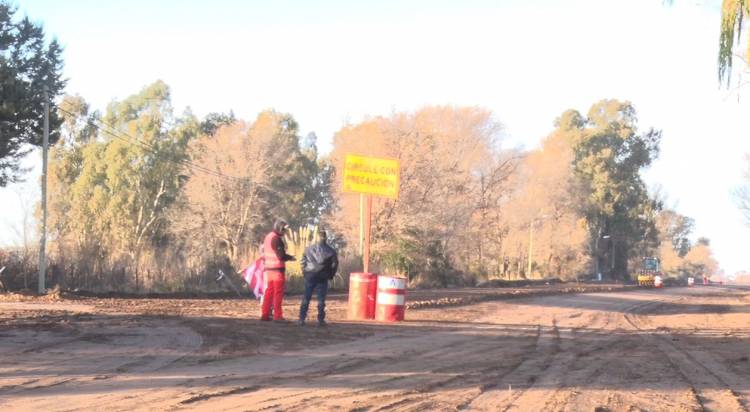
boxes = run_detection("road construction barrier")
[687,277,694,287]
[375,275,407,322]
[654,275,663,288]
[348,272,377,320]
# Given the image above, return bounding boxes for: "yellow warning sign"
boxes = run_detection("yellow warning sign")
[342,154,400,199]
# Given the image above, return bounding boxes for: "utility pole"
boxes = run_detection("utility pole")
[527,220,534,277]
[38,86,49,294]
[594,227,601,281]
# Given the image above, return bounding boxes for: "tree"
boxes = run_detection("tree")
[571,100,662,279]
[656,208,694,257]
[500,110,591,280]
[735,155,750,224]
[683,241,719,276]
[46,95,99,272]
[47,81,198,290]
[174,110,331,267]
[654,207,695,276]
[329,106,512,285]
[0,1,65,186]
[718,0,750,86]
[100,81,198,288]
[199,111,236,136]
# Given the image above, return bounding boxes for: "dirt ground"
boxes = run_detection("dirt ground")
[1,284,749,411]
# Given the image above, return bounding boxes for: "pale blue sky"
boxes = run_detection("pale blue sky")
[2,0,749,274]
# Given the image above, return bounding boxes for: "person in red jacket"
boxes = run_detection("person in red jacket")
[261,219,295,321]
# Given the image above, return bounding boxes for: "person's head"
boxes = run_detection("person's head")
[315,229,328,244]
[273,218,289,234]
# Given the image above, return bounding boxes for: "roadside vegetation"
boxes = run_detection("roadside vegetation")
[2,0,740,292]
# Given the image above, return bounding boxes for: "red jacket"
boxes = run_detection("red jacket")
[263,231,293,271]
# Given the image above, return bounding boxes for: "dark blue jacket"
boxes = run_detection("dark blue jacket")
[301,242,338,281]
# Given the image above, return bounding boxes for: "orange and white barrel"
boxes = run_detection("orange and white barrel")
[375,275,407,322]
[654,275,663,288]
[348,273,377,320]
[687,277,694,287]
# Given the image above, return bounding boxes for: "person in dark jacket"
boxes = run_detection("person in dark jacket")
[298,229,338,326]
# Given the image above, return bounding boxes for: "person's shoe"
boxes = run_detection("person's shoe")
[297,319,305,326]
[260,317,271,322]
[274,318,290,324]
[317,320,327,327]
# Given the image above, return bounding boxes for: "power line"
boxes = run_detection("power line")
[55,105,248,183]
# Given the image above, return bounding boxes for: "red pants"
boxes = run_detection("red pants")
[261,270,285,320]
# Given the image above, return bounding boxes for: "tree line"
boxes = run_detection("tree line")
[0,80,718,291]
[2,0,729,291]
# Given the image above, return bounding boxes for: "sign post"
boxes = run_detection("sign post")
[342,154,400,272]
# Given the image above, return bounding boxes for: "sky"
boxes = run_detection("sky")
[2,0,749,274]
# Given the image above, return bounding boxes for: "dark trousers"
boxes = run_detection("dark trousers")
[299,278,329,322]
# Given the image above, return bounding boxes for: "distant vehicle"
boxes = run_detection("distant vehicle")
[637,257,662,287]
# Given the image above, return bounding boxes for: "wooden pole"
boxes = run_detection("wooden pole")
[363,195,372,273]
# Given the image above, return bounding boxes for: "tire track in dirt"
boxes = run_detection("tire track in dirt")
[278,337,533,410]
[455,306,617,411]
[179,385,261,405]
[353,321,547,411]
[239,318,543,411]
[497,320,603,411]
[624,299,748,412]
[327,303,612,411]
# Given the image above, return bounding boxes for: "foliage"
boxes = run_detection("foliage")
[735,154,750,225]
[199,111,236,136]
[172,110,333,269]
[47,82,199,290]
[656,208,694,257]
[718,0,749,86]
[0,0,65,186]
[499,110,590,280]
[682,242,719,276]
[570,99,662,279]
[284,225,318,276]
[36,82,708,291]
[329,106,514,284]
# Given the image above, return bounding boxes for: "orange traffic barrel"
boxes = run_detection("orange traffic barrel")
[687,277,694,287]
[654,275,663,288]
[375,275,407,322]
[348,273,377,320]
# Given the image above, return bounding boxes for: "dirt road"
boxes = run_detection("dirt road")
[1,286,749,411]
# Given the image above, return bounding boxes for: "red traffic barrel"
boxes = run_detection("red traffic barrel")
[375,275,407,322]
[348,273,377,320]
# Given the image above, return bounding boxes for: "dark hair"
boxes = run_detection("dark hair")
[273,219,288,233]
[317,229,328,240]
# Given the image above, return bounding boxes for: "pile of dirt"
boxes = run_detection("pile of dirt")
[475,278,563,288]
[0,287,79,303]
[407,284,636,309]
